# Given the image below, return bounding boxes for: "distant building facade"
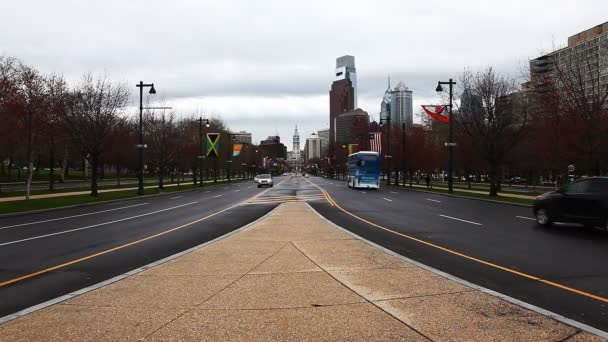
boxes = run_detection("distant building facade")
[317,128,329,157]
[530,22,608,105]
[304,133,322,162]
[258,135,287,162]
[335,108,370,148]
[231,131,252,145]
[287,125,303,170]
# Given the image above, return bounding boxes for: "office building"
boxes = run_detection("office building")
[231,131,252,145]
[317,128,329,157]
[329,56,357,150]
[530,22,608,104]
[335,108,370,148]
[391,81,413,128]
[304,133,322,162]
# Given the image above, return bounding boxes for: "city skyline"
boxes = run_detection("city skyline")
[1,1,606,145]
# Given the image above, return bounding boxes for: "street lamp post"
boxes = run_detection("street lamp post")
[436,79,456,193]
[136,81,156,196]
[379,114,391,185]
[198,118,210,187]
[402,122,406,187]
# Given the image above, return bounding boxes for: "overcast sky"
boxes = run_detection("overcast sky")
[2,0,606,149]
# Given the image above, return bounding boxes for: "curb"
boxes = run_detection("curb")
[0,202,280,325]
[305,202,608,339]
[0,179,249,218]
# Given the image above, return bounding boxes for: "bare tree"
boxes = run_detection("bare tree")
[457,67,531,196]
[144,110,181,189]
[44,74,69,190]
[550,51,608,175]
[15,64,48,199]
[63,74,130,196]
[0,56,22,181]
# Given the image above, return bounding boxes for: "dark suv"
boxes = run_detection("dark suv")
[533,177,608,230]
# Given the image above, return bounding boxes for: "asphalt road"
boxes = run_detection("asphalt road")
[307,176,608,332]
[0,178,281,317]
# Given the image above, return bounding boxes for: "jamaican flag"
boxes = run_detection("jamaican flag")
[206,133,220,159]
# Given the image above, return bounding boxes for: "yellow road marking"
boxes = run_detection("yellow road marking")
[0,178,289,288]
[307,180,608,304]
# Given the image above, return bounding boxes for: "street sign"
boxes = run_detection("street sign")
[444,142,457,147]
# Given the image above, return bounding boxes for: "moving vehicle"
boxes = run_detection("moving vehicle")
[257,174,273,188]
[533,177,608,230]
[346,151,381,189]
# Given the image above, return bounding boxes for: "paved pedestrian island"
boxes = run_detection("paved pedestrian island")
[0,202,603,341]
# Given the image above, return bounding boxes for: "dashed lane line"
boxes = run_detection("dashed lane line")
[0,203,149,230]
[382,198,393,202]
[0,202,199,246]
[439,214,483,226]
[426,199,441,203]
[516,216,536,221]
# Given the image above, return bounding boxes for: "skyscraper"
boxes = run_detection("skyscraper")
[287,125,303,170]
[390,81,413,128]
[329,56,357,150]
[380,76,392,123]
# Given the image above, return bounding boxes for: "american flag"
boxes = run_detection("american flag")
[369,132,382,153]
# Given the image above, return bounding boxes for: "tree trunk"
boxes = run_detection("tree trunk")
[90,155,99,197]
[158,166,164,189]
[26,160,33,200]
[488,163,499,197]
[60,143,68,183]
[7,157,13,181]
[49,140,55,191]
[116,160,121,186]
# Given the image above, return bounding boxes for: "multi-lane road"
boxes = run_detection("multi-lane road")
[0,179,281,317]
[307,177,608,332]
[1,175,607,333]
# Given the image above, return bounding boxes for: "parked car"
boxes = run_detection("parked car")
[533,177,608,230]
[257,174,273,188]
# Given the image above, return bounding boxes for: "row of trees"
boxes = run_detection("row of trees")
[325,63,607,197]
[0,56,261,198]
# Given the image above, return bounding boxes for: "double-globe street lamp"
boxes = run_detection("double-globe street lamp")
[136,81,156,196]
[436,79,457,193]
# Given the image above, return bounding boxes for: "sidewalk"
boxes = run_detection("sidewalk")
[0,202,601,341]
[0,178,242,203]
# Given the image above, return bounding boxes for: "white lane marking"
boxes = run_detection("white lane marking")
[247,186,252,189]
[0,203,149,230]
[213,195,223,198]
[382,198,393,202]
[0,202,198,246]
[427,199,441,203]
[204,190,211,193]
[169,196,182,200]
[235,190,240,192]
[439,214,483,226]
[516,216,536,221]
[360,191,367,194]
[390,191,398,194]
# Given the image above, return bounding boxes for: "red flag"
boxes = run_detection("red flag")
[421,105,449,123]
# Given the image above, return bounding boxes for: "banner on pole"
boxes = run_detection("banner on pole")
[421,105,449,123]
[347,144,360,155]
[232,144,243,158]
[206,133,221,158]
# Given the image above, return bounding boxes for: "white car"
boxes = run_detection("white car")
[254,175,259,183]
[257,174,273,188]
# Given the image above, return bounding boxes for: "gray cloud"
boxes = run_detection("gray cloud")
[2,0,607,146]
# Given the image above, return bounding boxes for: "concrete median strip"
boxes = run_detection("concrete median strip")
[0,202,605,340]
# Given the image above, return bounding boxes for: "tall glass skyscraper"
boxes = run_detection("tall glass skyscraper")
[390,81,413,128]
